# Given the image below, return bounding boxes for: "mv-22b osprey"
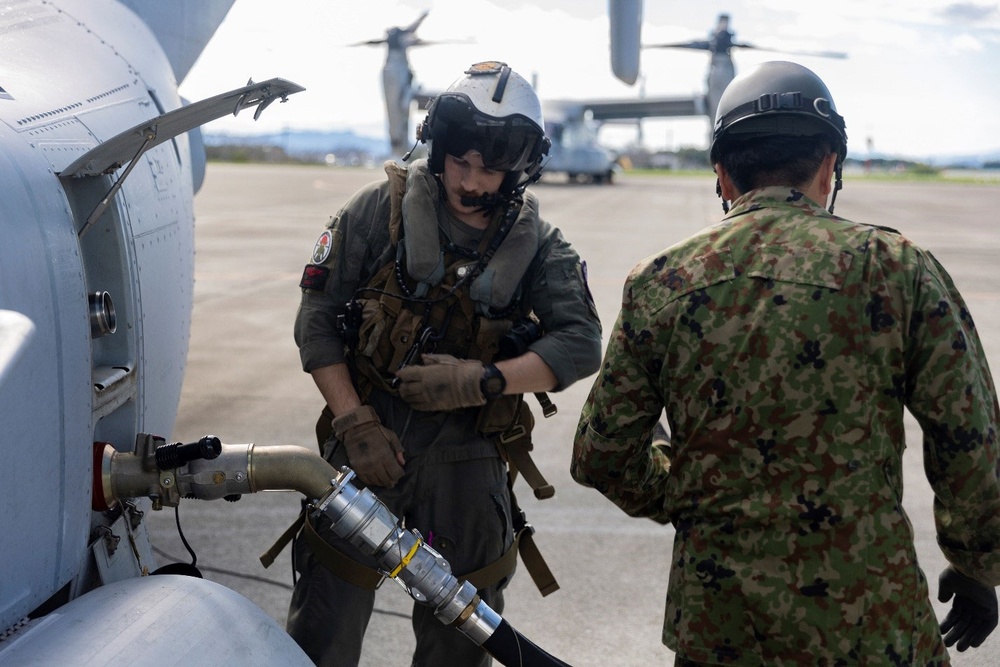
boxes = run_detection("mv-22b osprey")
[0,1,570,665]
[362,3,844,184]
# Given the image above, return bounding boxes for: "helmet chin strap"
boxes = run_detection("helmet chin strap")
[828,163,843,214]
[716,177,730,214]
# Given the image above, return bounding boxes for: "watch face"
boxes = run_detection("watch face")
[482,364,506,399]
[484,375,504,396]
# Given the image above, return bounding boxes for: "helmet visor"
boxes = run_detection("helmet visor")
[432,94,544,172]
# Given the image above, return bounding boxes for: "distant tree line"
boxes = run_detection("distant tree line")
[206,144,310,164]
[207,140,990,175]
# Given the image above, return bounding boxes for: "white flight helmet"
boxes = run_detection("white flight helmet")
[418,61,550,195]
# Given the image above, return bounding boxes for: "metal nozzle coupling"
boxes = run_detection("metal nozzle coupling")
[315,468,501,643]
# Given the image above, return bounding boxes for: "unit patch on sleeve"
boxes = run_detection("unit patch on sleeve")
[300,265,330,291]
[312,230,334,264]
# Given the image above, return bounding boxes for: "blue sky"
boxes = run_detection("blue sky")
[179,0,1000,160]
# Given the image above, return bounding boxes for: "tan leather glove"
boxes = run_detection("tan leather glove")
[332,405,404,488]
[395,353,486,411]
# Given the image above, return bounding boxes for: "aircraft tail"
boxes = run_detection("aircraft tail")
[117,0,236,84]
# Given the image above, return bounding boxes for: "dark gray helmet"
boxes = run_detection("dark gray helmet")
[709,61,847,164]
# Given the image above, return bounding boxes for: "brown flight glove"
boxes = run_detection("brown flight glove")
[395,353,486,411]
[331,405,404,488]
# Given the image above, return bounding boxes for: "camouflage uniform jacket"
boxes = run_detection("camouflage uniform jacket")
[572,186,1000,665]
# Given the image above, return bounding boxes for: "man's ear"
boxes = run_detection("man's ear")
[816,152,838,197]
[715,164,740,201]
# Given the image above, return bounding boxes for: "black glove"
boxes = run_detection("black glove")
[939,565,998,651]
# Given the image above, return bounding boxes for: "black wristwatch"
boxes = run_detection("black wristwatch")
[480,363,507,400]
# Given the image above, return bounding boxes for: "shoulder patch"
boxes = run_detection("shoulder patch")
[300,265,330,291]
[311,230,334,264]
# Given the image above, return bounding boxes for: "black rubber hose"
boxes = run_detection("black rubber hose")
[480,618,573,667]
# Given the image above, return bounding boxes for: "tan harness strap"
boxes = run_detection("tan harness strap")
[457,520,559,597]
[501,427,555,500]
[516,524,560,597]
[497,404,555,499]
[259,509,385,590]
[259,510,305,569]
[261,489,557,595]
[457,533,520,591]
[302,510,385,589]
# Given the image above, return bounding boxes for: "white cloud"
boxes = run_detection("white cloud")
[950,32,986,52]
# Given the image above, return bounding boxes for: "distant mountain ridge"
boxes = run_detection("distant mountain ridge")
[206,129,1000,168]
[205,129,390,159]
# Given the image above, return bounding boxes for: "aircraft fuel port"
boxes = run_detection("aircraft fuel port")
[88,291,116,338]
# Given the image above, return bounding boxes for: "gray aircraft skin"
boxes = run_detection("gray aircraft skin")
[0,1,312,663]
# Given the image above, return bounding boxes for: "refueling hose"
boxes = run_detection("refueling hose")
[482,618,572,667]
[98,436,573,667]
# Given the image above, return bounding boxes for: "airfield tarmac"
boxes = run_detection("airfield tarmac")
[147,163,1000,667]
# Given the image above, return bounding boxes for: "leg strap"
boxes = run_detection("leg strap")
[458,485,559,596]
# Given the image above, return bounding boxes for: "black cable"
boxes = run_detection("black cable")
[152,545,292,590]
[174,504,197,567]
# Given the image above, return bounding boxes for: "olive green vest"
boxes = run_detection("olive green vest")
[351,161,538,434]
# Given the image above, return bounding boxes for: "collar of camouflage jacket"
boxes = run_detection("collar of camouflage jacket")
[726,185,833,220]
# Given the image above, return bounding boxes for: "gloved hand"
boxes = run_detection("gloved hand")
[332,405,405,488]
[395,353,485,411]
[939,565,999,651]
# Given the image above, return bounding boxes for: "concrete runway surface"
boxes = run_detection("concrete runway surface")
[146,163,1000,666]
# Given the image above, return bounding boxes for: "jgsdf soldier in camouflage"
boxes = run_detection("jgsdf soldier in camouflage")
[572,61,1000,665]
[286,62,601,666]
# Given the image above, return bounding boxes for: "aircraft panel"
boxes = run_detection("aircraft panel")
[0,121,91,630]
[121,147,193,439]
[0,0,312,661]
[61,79,305,178]
[0,576,312,666]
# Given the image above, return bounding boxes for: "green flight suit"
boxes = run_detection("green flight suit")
[572,186,1000,666]
[289,160,602,667]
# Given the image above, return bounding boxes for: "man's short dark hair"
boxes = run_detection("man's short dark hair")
[718,134,834,194]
